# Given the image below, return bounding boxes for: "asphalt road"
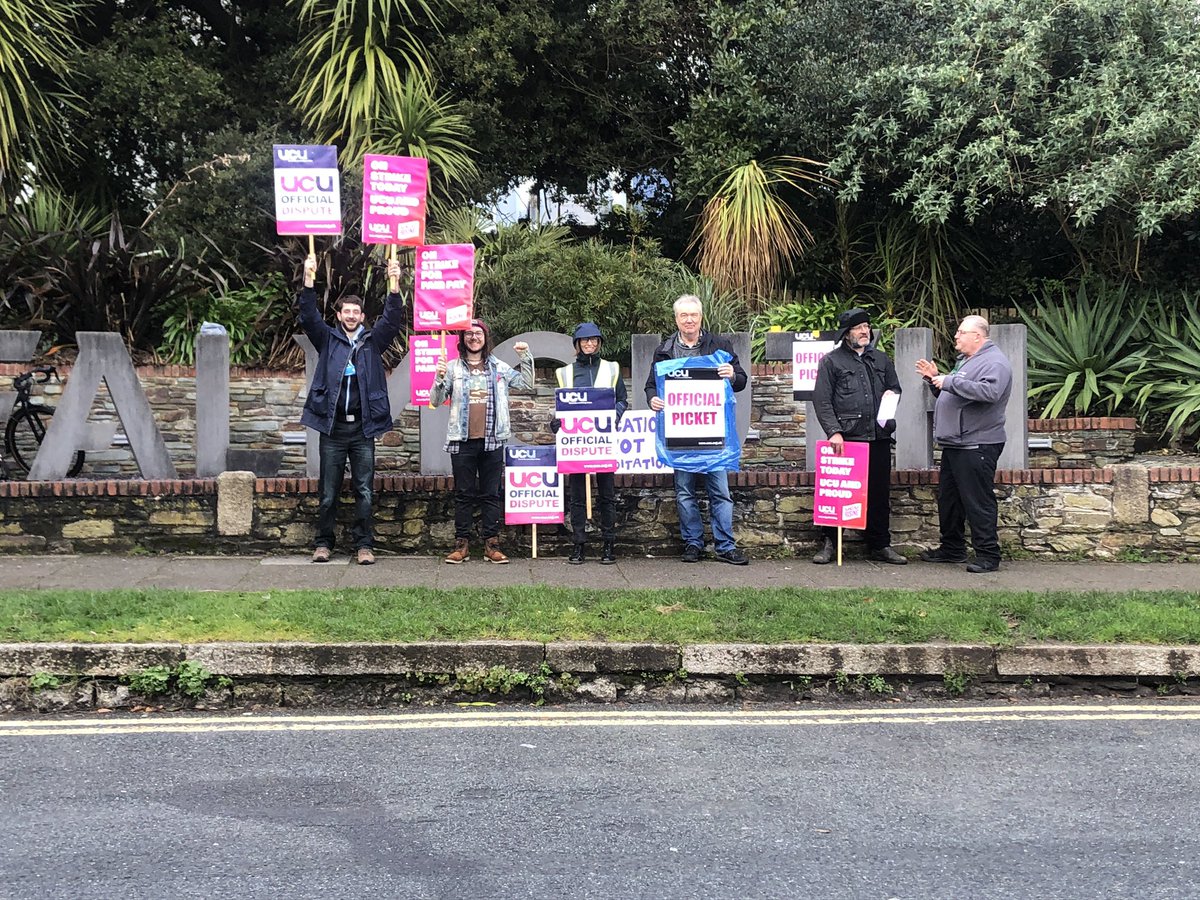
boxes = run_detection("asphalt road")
[2,703,1198,900]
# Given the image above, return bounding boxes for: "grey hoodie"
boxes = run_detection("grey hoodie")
[930,340,1012,446]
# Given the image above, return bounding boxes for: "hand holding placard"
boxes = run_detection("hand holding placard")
[303,254,317,289]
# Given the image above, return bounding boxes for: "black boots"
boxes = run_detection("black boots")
[600,541,616,565]
[569,544,585,565]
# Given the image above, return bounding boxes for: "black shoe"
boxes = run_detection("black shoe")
[568,544,585,565]
[681,544,703,563]
[966,560,1000,573]
[812,538,834,565]
[870,546,908,565]
[919,548,968,563]
[599,541,616,565]
[715,548,749,566]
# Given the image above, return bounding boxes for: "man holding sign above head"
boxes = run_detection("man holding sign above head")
[645,295,749,565]
[811,307,905,565]
[552,322,628,565]
[299,255,405,566]
[431,320,534,565]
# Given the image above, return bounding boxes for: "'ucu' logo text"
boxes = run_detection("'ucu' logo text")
[558,419,612,434]
[508,448,539,460]
[558,391,589,403]
[276,149,312,163]
[510,471,560,487]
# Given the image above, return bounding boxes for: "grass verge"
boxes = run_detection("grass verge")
[2,587,1199,645]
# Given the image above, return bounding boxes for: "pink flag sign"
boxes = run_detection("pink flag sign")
[414,244,475,331]
[813,440,869,530]
[409,335,459,406]
[362,154,428,245]
[273,145,342,235]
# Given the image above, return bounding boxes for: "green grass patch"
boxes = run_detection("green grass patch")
[2,587,1199,645]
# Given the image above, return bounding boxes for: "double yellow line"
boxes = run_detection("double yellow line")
[3,703,1200,738]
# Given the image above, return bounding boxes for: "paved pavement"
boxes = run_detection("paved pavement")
[0,552,1195,593]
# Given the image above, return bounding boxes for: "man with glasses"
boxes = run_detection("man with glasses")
[916,315,1013,573]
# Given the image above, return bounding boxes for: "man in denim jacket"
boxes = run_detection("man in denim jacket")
[298,254,405,566]
[431,319,533,564]
[916,315,1013,573]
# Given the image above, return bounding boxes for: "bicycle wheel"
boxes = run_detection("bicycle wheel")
[4,405,85,477]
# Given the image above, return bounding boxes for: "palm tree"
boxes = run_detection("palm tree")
[690,156,832,307]
[0,0,83,193]
[290,0,440,158]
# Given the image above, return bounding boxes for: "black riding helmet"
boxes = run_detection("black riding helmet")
[572,322,604,350]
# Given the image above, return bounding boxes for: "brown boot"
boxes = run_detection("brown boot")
[483,537,509,564]
[444,538,470,565]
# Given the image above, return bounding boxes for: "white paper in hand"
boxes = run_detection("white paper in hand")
[877,390,899,426]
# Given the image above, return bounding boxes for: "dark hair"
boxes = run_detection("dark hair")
[456,320,493,360]
[335,295,365,313]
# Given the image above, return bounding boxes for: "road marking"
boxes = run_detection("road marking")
[3,703,1200,738]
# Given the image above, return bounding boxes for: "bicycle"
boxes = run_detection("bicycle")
[3,365,85,477]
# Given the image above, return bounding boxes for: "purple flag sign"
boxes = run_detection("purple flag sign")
[272,145,342,235]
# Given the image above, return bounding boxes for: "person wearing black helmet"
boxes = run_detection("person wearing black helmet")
[810,307,906,565]
[552,322,628,564]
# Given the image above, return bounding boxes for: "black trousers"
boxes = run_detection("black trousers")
[938,443,1004,564]
[450,439,504,539]
[823,438,893,550]
[567,472,616,543]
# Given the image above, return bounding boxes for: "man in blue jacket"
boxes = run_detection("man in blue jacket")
[298,254,405,565]
[916,315,1013,573]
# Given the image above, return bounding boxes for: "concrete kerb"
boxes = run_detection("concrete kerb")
[2,641,1199,680]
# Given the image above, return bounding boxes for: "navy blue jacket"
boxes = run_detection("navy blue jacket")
[296,287,405,438]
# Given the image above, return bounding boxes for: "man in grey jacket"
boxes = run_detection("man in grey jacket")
[916,315,1012,573]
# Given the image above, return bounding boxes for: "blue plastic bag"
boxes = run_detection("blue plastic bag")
[654,349,741,473]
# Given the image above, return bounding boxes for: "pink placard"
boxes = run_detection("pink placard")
[409,335,459,406]
[362,154,428,245]
[505,446,564,524]
[813,440,870,530]
[414,244,475,331]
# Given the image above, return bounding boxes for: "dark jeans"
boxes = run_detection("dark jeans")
[938,443,1004,565]
[450,439,504,539]
[315,419,375,551]
[567,472,616,543]
[822,438,893,550]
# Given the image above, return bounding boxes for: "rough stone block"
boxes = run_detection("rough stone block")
[184,640,545,675]
[997,644,1200,676]
[0,642,183,676]
[217,470,256,536]
[681,642,994,676]
[1112,464,1150,524]
[546,641,679,674]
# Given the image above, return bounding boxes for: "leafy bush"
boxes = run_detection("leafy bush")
[158,273,288,366]
[1133,292,1200,447]
[475,238,690,365]
[1020,280,1148,418]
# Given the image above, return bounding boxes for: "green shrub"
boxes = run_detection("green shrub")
[1133,292,1200,447]
[1020,279,1148,418]
[158,273,287,366]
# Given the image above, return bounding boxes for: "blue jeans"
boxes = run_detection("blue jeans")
[674,470,736,553]
[315,419,375,551]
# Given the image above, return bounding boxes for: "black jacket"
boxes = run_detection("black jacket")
[811,341,901,441]
[296,287,406,438]
[643,330,748,402]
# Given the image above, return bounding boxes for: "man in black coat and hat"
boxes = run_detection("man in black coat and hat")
[810,307,906,565]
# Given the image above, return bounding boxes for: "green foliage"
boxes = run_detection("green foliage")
[0,0,84,190]
[833,0,1200,247]
[943,671,970,697]
[28,672,61,691]
[475,237,687,365]
[158,274,288,366]
[451,662,573,704]
[749,294,844,362]
[125,661,221,699]
[292,0,438,158]
[1020,280,1148,418]
[1133,293,1200,446]
[127,665,173,696]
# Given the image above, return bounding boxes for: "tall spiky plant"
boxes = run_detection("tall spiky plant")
[0,0,83,193]
[690,157,831,307]
[290,0,439,158]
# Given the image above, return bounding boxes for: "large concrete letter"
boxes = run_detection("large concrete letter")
[30,333,173,480]
[0,331,39,423]
[293,334,320,478]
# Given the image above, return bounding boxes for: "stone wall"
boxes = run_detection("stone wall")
[2,362,1129,475]
[3,466,1199,560]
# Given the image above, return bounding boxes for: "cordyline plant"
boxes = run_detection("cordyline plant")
[690,156,833,307]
